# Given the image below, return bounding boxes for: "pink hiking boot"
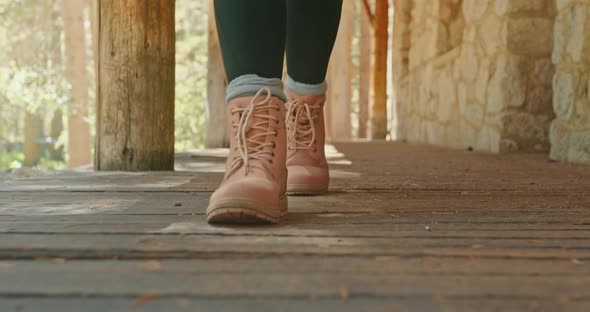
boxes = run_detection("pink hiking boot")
[207,88,288,224]
[285,91,329,195]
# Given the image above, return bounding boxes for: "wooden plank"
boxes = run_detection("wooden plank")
[2,214,590,239]
[2,211,589,224]
[3,142,590,192]
[1,191,588,216]
[3,257,590,276]
[1,260,589,298]
[2,298,586,312]
[1,233,590,260]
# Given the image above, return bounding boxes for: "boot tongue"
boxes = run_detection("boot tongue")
[230,96,282,176]
[233,99,277,148]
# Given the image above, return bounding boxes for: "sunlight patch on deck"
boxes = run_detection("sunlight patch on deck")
[0,198,138,216]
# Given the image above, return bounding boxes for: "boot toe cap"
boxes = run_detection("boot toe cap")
[287,165,329,194]
[208,177,285,218]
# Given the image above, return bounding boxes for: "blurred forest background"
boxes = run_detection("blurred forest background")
[0,0,389,170]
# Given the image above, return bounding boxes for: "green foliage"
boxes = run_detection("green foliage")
[0,0,69,168]
[0,151,24,169]
[175,0,209,151]
[0,65,70,114]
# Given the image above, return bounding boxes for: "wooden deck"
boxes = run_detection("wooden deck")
[1,141,590,311]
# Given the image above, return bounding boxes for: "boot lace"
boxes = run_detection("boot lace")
[286,99,320,151]
[229,88,280,177]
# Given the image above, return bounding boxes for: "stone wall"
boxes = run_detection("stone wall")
[550,0,590,164]
[392,0,556,153]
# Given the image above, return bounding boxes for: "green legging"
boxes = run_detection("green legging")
[214,0,343,100]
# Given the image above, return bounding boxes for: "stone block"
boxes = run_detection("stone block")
[495,0,548,16]
[502,112,552,151]
[553,70,575,119]
[527,85,554,114]
[475,62,490,104]
[479,13,505,56]
[458,44,479,81]
[549,120,569,160]
[475,125,501,152]
[437,70,457,123]
[566,4,588,63]
[568,129,590,163]
[499,138,520,153]
[487,54,528,112]
[462,0,489,22]
[460,119,478,149]
[506,18,554,55]
[552,13,565,64]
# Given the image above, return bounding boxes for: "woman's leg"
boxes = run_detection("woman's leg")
[284,0,342,196]
[214,0,287,102]
[285,0,342,94]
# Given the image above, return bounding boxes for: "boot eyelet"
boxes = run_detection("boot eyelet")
[274,130,278,136]
[272,142,276,148]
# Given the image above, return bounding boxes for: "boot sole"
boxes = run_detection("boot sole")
[207,195,288,224]
[286,184,329,196]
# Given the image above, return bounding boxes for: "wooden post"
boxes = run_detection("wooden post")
[358,3,372,139]
[96,0,176,171]
[205,0,229,148]
[327,0,354,141]
[366,0,389,140]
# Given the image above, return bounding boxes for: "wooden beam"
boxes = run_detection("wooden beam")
[369,0,389,140]
[96,0,176,171]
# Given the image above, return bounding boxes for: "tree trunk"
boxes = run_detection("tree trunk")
[49,4,64,161]
[96,0,175,171]
[327,0,354,141]
[89,0,99,84]
[49,110,64,161]
[62,0,92,167]
[358,2,372,139]
[23,112,42,167]
[205,0,228,148]
[369,0,389,140]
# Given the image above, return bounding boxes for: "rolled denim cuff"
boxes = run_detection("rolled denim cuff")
[226,74,287,103]
[284,75,328,95]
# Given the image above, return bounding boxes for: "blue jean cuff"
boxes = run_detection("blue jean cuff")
[226,74,287,102]
[284,75,328,95]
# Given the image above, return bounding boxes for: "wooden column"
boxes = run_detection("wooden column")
[368,0,389,139]
[205,0,228,148]
[327,0,354,141]
[96,0,176,171]
[358,4,372,139]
